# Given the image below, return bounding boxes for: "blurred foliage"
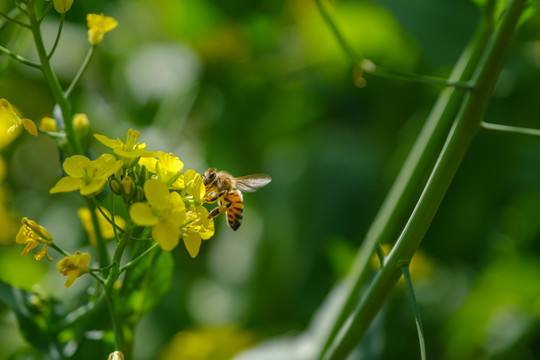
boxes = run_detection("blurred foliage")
[1,0,540,359]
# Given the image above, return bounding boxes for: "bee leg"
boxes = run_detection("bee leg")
[204,190,227,203]
[208,197,232,219]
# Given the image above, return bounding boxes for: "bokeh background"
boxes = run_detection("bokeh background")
[2,0,540,359]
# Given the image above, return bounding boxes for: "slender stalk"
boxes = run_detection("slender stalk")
[316,7,495,358]
[26,0,83,155]
[65,46,96,98]
[50,242,71,257]
[120,242,159,273]
[402,265,426,360]
[0,10,29,27]
[322,1,527,358]
[47,12,65,59]
[481,121,540,137]
[0,45,41,68]
[52,294,106,333]
[92,197,125,234]
[87,198,110,268]
[315,0,476,88]
[105,227,132,351]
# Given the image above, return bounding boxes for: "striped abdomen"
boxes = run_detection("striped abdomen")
[225,190,244,231]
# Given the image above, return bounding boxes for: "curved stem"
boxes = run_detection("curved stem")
[120,242,159,273]
[87,198,110,268]
[481,121,540,137]
[65,46,96,98]
[0,10,29,27]
[26,0,83,155]
[402,265,426,360]
[0,45,41,68]
[321,1,527,358]
[316,7,495,358]
[47,12,65,59]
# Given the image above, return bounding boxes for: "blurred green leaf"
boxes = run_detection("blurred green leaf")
[0,280,67,357]
[117,247,174,324]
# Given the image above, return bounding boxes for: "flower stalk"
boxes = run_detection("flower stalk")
[318,0,529,359]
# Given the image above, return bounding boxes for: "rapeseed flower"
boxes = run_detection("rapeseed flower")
[57,252,91,288]
[50,154,123,196]
[87,13,118,45]
[129,179,186,251]
[95,129,147,168]
[15,217,53,261]
[140,151,184,189]
[182,206,214,258]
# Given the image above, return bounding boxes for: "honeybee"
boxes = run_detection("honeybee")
[202,168,271,230]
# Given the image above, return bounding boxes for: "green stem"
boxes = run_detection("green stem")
[87,198,110,268]
[26,0,83,155]
[92,197,125,234]
[49,242,70,257]
[0,10,29,27]
[316,7,495,358]
[120,242,159,273]
[52,294,106,333]
[321,1,527,358]
[105,227,132,351]
[47,12,65,59]
[481,121,540,137]
[402,265,426,360]
[65,45,96,98]
[0,45,41,68]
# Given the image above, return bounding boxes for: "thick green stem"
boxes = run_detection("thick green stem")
[316,7,495,358]
[26,0,83,155]
[321,0,527,358]
[105,227,132,352]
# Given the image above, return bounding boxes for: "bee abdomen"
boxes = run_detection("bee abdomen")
[227,204,243,231]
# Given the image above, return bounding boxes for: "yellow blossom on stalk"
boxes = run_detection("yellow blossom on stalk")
[46,0,74,14]
[57,252,91,288]
[182,206,215,258]
[0,99,37,149]
[140,151,184,189]
[39,117,58,132]
[129,179,186,251]
[78,207,125,245]
[73,113,89,136]
[183,169,205,203]
[87,13,118,45]
[95,129,148,168]
[15,217,53,261]
[50,154,123,196]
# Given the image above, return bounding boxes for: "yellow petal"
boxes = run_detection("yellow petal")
[50,176,83,194]
[94,133,122,149]
[153,220,180,251]
[143,179,170,209]
[184,170,205,202]
[22,119,37,137]
[80,177,107,196]
[129,202,159,226]
[182,231,202,258]
[62,155,91,178]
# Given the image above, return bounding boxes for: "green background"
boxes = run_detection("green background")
[1,0,540,359]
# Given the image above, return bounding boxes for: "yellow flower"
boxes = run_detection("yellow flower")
[108,351,124,360]
[0,99,37,149]
[73,113,89,136]
[78,207,125,245]
[50,154,123,196]
[15,217,53,261]
[130,179,186,251]
[95,129,148,168]
[87,13,118,45]
[182,206,214,258]
[46,0,74,13]
[57,252,91,288]
[39,117,58,132]
[183,169,205,203]
[140,151,184,189]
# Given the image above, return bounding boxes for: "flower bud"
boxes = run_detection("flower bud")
[73,113,89,137]
[39,117,58,132]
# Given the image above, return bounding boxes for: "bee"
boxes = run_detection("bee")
[202,168,271,230]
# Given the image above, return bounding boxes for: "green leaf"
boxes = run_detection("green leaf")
[117,246,174,325]
[0,280,67,356]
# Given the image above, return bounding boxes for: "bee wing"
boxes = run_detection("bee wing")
[234,174,272,193]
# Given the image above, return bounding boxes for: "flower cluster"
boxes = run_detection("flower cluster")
[50,129,215,258]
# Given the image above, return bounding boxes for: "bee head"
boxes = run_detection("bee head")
[203,168,217,186]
